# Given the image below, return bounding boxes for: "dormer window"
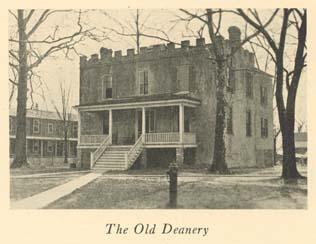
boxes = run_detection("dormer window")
[102,75,112,99]
[139,70,149,95]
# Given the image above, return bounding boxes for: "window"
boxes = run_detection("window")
[188,65,196,91]
[227,106,233,134]
[145,110,155,133]
[102,75,112,99]
[73,124,78,137]
[246,71,253,98]
[47,141,54,153]
[9,117,13,132]
[261,118,268,138]
[33,119,40,133]
[33,140,39,153]
[260,86,268,105]
[227,67,235,93]
[48,123,53,134]
[246,110,252,137]
[139,70,149,95]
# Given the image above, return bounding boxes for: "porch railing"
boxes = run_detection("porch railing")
[145,132,180,144]
[81,134,108,145]
[125,134,144,169]
[90,135,111,168]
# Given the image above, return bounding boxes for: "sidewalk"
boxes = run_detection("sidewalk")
[11,172,101,209]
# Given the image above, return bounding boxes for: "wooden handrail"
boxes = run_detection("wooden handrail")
[90,135,112,168]
[125,135,144,168]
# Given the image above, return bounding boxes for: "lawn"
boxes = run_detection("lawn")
[46,173,307,209]
[10,165,87,176]
[10,173,86,201]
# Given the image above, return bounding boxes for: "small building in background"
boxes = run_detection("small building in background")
[9,108,78,166]
[295,131,307,164]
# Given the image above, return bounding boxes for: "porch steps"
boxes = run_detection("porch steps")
[92,146,132,172]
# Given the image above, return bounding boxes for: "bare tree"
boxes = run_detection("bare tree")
[237,9,307,179]
[9,9,104,168]
[52,81,73,165]
[102,9,176,53]
[178,9,277,173]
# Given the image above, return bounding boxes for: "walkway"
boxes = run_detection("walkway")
[11,172,101,209]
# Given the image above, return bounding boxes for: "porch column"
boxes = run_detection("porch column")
[40,140,44,157]
[109,109,112,143]
[179,104,184,143]
[54,141,57,157]
[142,107,146,143]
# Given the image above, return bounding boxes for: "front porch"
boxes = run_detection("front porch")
[78,104,198,148]
[76,94,200,169]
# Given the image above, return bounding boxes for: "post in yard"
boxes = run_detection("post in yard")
[166,162,178,208]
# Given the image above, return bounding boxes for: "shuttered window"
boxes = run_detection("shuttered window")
[139,70,149,95]
[102,75,112,99]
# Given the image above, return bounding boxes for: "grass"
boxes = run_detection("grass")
[46,174,307,209]
[10,165,87,176]
[10,173,85,201]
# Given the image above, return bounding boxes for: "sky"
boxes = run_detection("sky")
[8,9,307,132]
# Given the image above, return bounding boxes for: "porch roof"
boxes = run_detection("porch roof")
[75,93,201,111]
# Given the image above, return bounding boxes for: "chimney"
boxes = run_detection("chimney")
[249,53,255,67]
[196,38,205,47]
[181,40,190,49]
[228,26,241,48]
[114,50,122,58]
[127,48,135,57]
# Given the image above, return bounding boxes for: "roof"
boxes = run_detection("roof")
[75,93,201,108]
[9,108,78,121]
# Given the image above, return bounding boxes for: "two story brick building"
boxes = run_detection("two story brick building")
[75,26,273,171]
[9,108,78,166]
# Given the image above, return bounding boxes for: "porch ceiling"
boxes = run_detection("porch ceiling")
[75,93,201,111]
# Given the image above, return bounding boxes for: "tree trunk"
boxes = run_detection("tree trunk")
[210,60,228,173]
[280,97,301,179]
[63,127,68,164]
[11,10,28,168]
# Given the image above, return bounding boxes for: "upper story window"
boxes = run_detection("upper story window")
[260,86,268,106]
[102,75,112,99]
[177,65,194,92]
[227,67,235,93]
[139,70,149,95]
[48,123,53,134]
[246,110,252,137]
[261,118,268,138]
[227,106,233,134]
[33,119,40,134]
[246,71,253,98]
[73,124,78,137]
[9,117,13,132]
